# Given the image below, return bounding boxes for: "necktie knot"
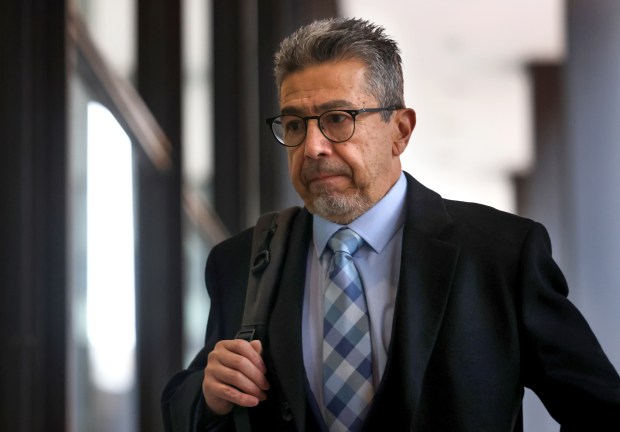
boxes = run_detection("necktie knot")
[328,228,363,256]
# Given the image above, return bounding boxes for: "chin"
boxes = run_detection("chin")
[307,192,371,224]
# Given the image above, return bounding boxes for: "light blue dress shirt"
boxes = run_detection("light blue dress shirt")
[302,172,407,410]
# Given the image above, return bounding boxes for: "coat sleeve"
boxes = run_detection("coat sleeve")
[518,222,620,430]
[161,228,254,431]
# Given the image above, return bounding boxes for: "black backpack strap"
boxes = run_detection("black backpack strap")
[235,206,301,342]
[233,206,301,431]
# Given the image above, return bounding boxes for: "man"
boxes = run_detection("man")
[162,18,620,431]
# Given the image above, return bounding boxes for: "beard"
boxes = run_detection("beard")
[308,190,372,224]
[299,160,372,224]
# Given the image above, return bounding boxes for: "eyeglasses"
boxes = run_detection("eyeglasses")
[265,106,399,147]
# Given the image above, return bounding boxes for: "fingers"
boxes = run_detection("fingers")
[202,339,270,415]
[250,339,263,356]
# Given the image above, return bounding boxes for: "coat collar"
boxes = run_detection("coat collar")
[268,173,460,430]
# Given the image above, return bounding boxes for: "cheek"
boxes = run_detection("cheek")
[355,136,392,181]
[287,149,303,183]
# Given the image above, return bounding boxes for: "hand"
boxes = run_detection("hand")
[202,339,270,415]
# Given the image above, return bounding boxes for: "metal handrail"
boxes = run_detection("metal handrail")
[67,3,172,172]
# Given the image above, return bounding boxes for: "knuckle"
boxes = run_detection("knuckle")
[226,368,245,384]
[229,354,246,369]
[207,350,217,362]
[221,385,240,401]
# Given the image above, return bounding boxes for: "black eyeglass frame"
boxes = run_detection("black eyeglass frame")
[265,105,400,147]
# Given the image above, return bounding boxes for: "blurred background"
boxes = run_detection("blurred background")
[1,0,618,431]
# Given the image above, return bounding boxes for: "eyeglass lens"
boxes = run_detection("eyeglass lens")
[272,111,355,147]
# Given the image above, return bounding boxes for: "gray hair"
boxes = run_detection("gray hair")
[273,17,405,121]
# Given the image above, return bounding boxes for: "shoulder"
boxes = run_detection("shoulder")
[403,172,539,246]
[444,199,537,243]
[206,206,306,270]
[209,226,254,260]
[205,206,309,285]
[206,226,254,280]
[204,227,254,303]
[436,199,557,275]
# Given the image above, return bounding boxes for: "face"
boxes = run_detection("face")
[279,59,415,224]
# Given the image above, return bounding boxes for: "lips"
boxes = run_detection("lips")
[308,173,343,183]
[301,161,352,185]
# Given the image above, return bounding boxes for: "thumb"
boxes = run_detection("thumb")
[250,339,263,355]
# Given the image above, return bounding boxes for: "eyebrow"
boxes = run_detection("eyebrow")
[280,99,355,116]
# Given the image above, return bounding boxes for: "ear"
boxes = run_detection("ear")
[392,108,416,157]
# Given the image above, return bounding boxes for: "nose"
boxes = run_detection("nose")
[303,119,332,159]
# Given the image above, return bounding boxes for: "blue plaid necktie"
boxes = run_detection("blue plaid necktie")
[323,228,374,432]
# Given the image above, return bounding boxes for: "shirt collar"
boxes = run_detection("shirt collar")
[313,172,407,257]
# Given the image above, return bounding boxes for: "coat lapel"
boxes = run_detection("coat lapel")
[365,174,460,429]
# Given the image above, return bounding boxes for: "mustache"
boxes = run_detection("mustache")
[301,160,353,183]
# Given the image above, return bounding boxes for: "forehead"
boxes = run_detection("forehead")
[279,59,373,112]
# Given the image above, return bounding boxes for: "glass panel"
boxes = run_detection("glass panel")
[68,76,137,432]
[68,2,229,429]
[182,0,217,364]
[86,102,136,396]
[182,219,212,364]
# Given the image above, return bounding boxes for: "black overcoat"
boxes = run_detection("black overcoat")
[162,173,620,431]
